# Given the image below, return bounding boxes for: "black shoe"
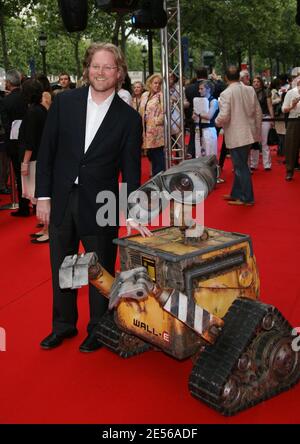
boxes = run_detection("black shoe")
[285,174,293,181]
[31,235,49,244]
[11,210,30,217]
[40,329,78,350]
[79,334,102,353]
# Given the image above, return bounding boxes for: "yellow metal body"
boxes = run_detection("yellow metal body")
[116,293,202,359]
[113,227,260,359]
[193,240,259,318]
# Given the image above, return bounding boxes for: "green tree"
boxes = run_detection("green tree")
[0,0,34,70]
[2,0,300,81]
[180,0,298,77]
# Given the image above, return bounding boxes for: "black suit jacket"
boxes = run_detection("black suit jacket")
[36,86,142,236]
[0,88,27,155]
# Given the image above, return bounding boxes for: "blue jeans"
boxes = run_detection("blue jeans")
[230,145,254,203]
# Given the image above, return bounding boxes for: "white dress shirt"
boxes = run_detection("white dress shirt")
[84,88,115,152]
[282,87,300,118]
[39,87,115,196]
[74,88,115,183]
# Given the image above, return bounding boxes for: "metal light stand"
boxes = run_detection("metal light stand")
[161,0,185,169]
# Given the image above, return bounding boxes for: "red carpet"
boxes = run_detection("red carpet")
[0,147,300,424]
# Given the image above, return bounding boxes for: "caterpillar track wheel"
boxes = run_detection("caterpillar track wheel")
[96,310,151,358]
[189,298,300,415]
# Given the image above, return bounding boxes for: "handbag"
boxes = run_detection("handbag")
[267,127,279,146]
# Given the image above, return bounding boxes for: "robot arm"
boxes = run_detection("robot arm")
[59,253,223,344]
[59,252,114,297]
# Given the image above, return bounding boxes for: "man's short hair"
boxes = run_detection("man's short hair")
[225,66,240,81]
[291,67,300,77]
[59,72,71,81]
[240,69,249,79]
[6,69,22,87]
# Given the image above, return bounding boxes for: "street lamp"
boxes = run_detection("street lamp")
[141,45,147,83]
[236,42,242,70]
[39,31,47,75]
[275,51,280,77]
[188,53,194,79]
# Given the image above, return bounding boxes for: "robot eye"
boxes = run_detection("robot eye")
[128,173,168,224]
[161,157,218,204]
[169,174,193,193]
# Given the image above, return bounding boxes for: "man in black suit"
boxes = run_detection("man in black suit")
[0,70,28,215]
[36,42,143,352]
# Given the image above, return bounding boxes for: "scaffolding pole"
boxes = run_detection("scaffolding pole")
[161,0,185,169]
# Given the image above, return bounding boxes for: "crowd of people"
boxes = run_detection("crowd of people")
[0,41,299,352]
[1,60,299,225]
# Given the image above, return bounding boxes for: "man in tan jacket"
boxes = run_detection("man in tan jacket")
[216,66,262,206]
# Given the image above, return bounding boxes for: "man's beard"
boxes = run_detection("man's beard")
[89,76,115,93]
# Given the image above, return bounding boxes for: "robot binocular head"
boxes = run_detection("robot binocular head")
[128,156,218,224]
[161,155,218,204]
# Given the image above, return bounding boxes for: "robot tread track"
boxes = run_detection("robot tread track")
[189,297,300,416]
[96,310,151,358]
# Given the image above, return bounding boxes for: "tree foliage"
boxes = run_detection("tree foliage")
[180,0,300,76]
[0,0,299,79]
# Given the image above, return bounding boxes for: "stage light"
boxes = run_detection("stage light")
[131,0,168,29]
[95,0,139,13]
[58,0,88,32]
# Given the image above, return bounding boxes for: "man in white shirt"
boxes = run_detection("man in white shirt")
[282,76,300,180]
[36,43,143,352]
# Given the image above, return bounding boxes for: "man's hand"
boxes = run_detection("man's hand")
[126,218,153,238]
[36,199,51,226]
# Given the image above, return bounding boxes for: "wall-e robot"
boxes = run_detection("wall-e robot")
[59,156,300,416]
